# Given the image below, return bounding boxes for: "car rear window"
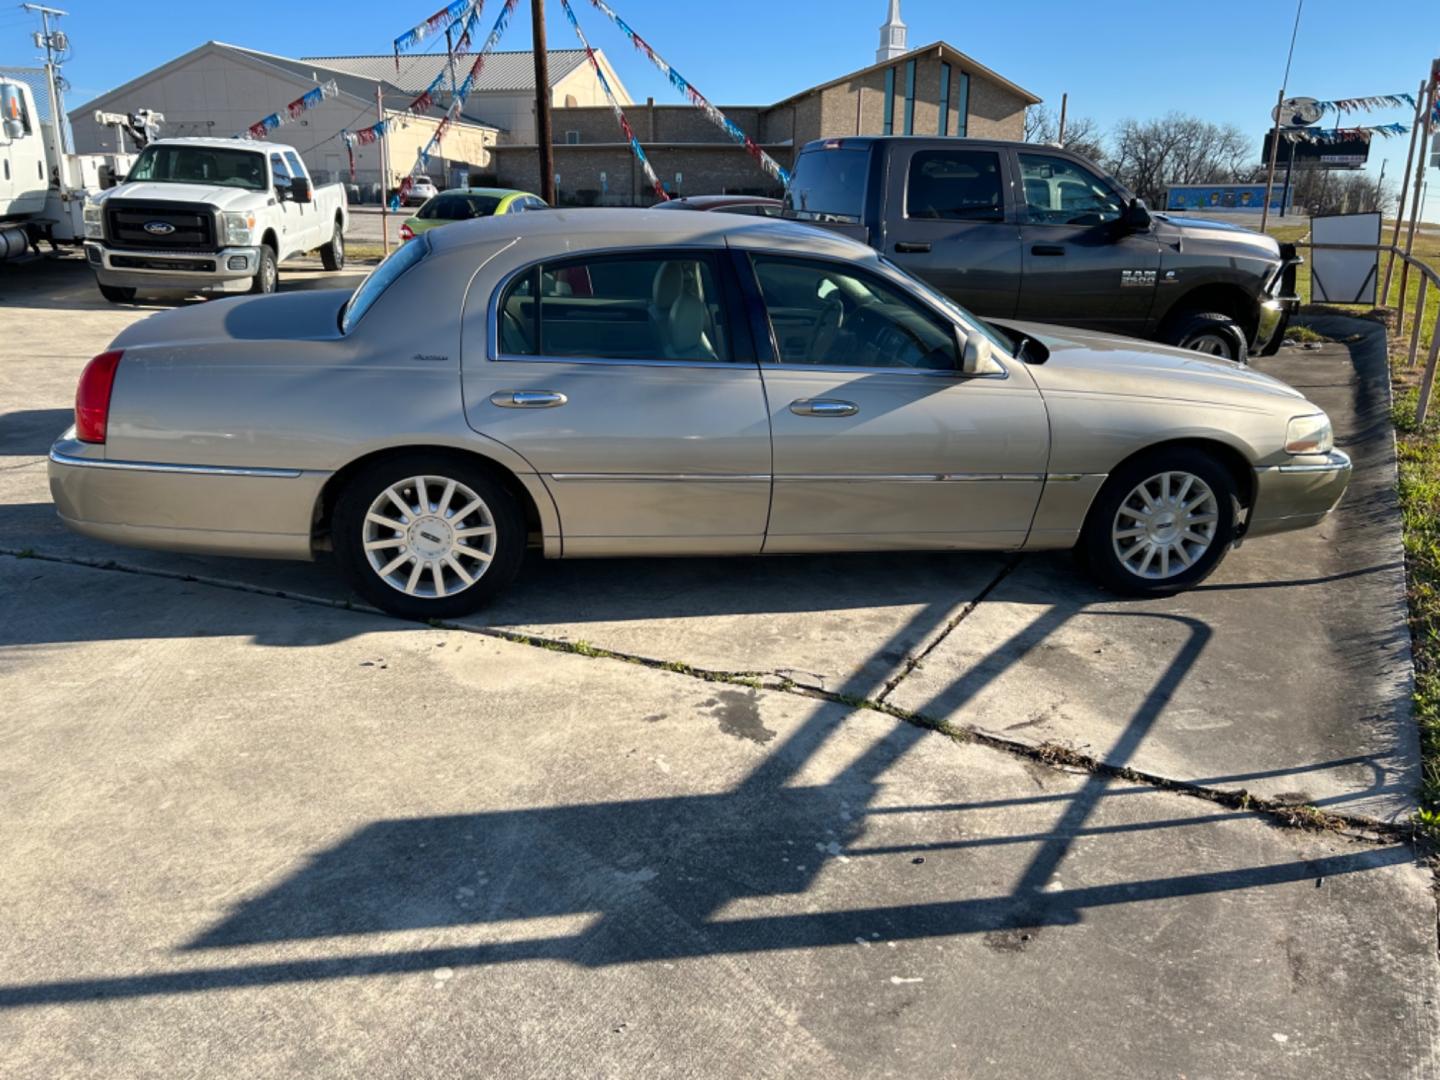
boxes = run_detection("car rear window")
[419,193,502,221]
[784,147,868,224]
[341,235,429,334]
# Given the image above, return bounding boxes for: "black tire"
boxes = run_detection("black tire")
[1164,311,1249,364]
[98,283,135,303]
[249,244,278,295]
[332,453,526,619]
[1080,447,1237,597]
[320,222,345,271]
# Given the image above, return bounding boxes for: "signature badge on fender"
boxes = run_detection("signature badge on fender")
[1120,269,1157,288]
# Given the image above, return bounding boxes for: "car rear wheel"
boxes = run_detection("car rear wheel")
[320,223,345,271]
[97,283,136,304]
[332,454,525,619]
[1080,448,1236,596]
[1165,312,1249,364]
[249,245,277,295]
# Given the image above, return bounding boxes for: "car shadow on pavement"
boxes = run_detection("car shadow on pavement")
[0,410,73,457]
[0,588,1417,1009]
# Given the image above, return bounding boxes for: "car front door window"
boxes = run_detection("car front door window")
[751,257,957,371]
[1017,153,1124,226]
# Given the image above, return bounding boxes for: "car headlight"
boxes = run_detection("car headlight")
[1285,413,1333,455]
[83,202,104,240]
[223,211,256,247]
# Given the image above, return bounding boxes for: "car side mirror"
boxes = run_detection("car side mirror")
[2,118,22,139]
[290,177,312,204]
[1122,198,1151,233]
[961,333,1003,376]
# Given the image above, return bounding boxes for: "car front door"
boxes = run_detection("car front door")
[880,143,1021,319]
[284,151,319,246]
[461,248,773,556]
[1013,150,1161,334]
[743,253,1049,552]
[269,152,294,246]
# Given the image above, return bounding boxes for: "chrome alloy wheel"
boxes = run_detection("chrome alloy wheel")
[362,475,497,599]
[1183,332,1233,357]
[1111,471,1220,581]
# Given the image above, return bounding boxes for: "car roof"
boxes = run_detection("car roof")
[423,207,871,259]
[658,195,783,210]
[151,137,285,152]
[434,186,532,198]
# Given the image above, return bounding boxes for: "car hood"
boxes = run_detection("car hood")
[98,181,267,211]
[1151,212,1281,262]
[111,289,349,351]
[1000,321,1306,408]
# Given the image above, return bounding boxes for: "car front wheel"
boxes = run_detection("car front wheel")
[1080,448,1236,596]
[332,454,525,619]
[1165,312,1249,364]
[250,245,277,295]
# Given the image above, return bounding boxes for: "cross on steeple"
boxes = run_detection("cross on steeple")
[877,0,908,63]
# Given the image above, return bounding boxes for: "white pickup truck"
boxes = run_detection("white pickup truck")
[82,136,349,302]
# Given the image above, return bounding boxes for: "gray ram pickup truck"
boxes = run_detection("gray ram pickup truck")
[783,136,1300,362]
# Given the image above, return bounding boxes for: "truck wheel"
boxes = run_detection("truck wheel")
[97,283,136,304]
[1165,312,1249,364]
[1080,447,1236,597]
[320,223,345,271]
[249,245,278,295]
[331,453,526,619]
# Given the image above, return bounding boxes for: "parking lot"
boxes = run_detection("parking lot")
[2,255,1437,1076]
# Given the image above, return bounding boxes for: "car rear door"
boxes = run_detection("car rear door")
[740,251,1048,552]
[462,248,773,556]
[879,143,1021,319]
[1012,149,1161,333]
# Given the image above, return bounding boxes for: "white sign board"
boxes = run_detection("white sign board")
[1311,212,1381,304]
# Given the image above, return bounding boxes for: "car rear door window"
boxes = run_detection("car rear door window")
[421,193,501,220]
[499,253,732,362]
[1017,153,1125,225]
[751,256,958,371]
[906,149,1004,222]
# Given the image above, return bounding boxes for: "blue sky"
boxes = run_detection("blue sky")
[4,0,1436,219]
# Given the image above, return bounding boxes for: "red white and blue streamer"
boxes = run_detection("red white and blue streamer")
[1315,93,1416,116]
[584,0,789,186]
[239,80,339,141]
[1283,123,1410,144]
[560,0,668,201]
[390,0,523,208]
[394,0,474,69]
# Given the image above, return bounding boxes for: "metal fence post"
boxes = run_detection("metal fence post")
[1415,324,1440,426]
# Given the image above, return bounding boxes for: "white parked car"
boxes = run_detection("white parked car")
[403,176,439,207]
[82,137,349,301]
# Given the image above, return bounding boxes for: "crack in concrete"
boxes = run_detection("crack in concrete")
[875,555,1022,704]
[0,458,44,472]
[2,545,1417,847]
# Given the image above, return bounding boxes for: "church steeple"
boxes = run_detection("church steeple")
[876,0,907,63]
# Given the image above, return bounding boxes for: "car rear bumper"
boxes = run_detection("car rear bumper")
[86,243,260,291]
[1246,450,1351,537]
[48,437,325,560]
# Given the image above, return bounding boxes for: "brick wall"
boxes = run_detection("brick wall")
[493,144,790,205]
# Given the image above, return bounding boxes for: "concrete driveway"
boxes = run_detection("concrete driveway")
[1,255,1435,1077]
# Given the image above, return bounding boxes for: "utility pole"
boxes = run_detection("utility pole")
[1057,93,1067,146]
[22,4,69,183]
[377,85,391,256]
[1382,78,1429,303]
[531,0,555,204]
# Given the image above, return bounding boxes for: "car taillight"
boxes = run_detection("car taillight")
[400,223,414,241]
[75,349,123,443]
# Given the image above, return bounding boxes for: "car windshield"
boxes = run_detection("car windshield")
[878,256,1011,353]
[341,235,430,334]
[128,145,268,191]
[418,193,502,221]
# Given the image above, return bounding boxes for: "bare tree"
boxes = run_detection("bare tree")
[1107,113,1251,206]
[1023,105,1107,164]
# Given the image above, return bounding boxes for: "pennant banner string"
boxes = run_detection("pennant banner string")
[390,0,522,208]
[584,0,789,186]
[238,80,339,141]
[394,0,473,69]
[1315,93,1416,116]
[1283,123,1410,144]
[560,0,668,201]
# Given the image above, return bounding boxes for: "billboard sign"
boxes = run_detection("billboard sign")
[1263,130,1371,170]
[1166,184,1289,213]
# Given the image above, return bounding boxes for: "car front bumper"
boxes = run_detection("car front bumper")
[1253,295,1300,356]
[48,436,326,560]
[86,243,261,292]
[1246,450,1352,538]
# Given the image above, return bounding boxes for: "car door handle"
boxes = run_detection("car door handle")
[790,398,858,418]
[894,241,931,253]
[1031,244,1065,256]
[490,390,568,409]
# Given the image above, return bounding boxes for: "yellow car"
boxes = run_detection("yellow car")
[400,187,545,241]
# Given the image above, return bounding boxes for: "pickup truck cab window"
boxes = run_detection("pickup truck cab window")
[283,151,307,182]
[269,153,292,194]
[751,256,958,371]
[128,144,267,191]
[783,146,868,224]
[500,252,732,363]
[1017,152,1125,226]
[906,149,1004,222]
